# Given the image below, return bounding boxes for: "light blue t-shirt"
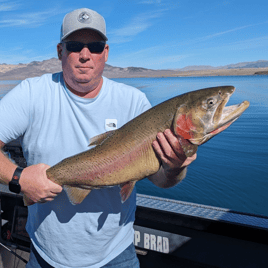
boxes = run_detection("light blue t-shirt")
[0,72,151,268]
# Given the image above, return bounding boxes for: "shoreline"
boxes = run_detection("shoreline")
[0,67,267,81]
[104,67,268,79]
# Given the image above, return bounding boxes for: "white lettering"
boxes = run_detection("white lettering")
[157,236,162,252]
[144,233,150,249]
[150,234,156,250]
[139,231,170,253]
[134,231,140,246]
[163,237,169,253]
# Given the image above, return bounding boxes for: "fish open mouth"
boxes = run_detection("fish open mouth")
[209,100,250,136]
[188,86,250,145]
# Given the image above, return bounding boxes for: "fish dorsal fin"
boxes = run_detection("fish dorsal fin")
[89,130,116,146]
[120,181,137,203]
[64,186,91,205]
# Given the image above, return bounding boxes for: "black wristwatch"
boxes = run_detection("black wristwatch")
[9,167,24,194]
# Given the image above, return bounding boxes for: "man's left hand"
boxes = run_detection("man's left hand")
[148,129,197,188]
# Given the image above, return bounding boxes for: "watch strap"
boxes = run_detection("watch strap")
[9,166,24,193]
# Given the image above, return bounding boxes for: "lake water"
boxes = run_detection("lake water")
[1,75,268,217]
[113,75,268,217]
[0,80,21,98]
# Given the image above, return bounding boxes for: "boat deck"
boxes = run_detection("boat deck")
[135,194,268,268]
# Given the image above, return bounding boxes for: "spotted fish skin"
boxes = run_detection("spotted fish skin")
[25,86,249,205]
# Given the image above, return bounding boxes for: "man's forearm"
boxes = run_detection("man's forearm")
[148,166,187,188]
[0,141,17,184]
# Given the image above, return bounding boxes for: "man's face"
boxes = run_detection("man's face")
[57,29,109,96]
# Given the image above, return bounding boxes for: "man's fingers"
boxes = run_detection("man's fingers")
[152,130,197,171]
[164,129,198,158]
[155,132,180,161]
[47,180,63,193]
[162,129,185,158]
[20,163,63,205]
[152,133,184,171]
[152,139,165,160]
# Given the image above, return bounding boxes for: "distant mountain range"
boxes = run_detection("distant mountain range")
[0,58,268,80]
[178,60,268,71]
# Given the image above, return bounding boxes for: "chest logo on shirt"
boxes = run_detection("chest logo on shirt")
[105,119,118,131]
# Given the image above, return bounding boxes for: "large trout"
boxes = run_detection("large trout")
[26,86,249,205]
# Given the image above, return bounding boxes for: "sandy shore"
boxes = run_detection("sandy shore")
[0,64,268,80]
[168,67,268,77]
[126,67,268,78]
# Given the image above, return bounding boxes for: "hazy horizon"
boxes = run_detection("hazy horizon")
[0,0,268,69]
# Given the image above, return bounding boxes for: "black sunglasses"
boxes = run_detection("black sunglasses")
[64,41,106,53]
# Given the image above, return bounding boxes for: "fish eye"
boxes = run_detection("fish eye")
[207,98,216,107]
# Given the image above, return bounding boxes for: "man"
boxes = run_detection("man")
[0,8,196,268]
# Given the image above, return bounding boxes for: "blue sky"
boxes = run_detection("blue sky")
[0,0,268,69]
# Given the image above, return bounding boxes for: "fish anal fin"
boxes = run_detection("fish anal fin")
[89,130,116,146]
[120,181,136,203]
[64,186,91,205]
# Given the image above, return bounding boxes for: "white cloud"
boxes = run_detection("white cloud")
[141,54,190,68]
[108,9,166,43]
[197,21,268,43]
[0,4,16,11]
[208,35,268,52]
[0,7,66,28]
[0,49,57,64]
[109,42,191,69]
[0,1,19,11]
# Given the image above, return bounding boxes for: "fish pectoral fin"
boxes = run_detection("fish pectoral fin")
[179,138,198,157]
[89,130,116,146]
[120,181,137,203]
[64,186,92,205]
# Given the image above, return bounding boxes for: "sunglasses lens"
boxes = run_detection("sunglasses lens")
[65,42,105,53]
[88,42,106,53]
[65,42,83,52]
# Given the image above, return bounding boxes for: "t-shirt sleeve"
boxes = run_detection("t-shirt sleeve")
[0,80,30,144]
[134,92,152,118]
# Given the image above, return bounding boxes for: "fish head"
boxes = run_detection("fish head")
[173,86,250,145]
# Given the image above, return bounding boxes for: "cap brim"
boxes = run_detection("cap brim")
[61,27,108,42]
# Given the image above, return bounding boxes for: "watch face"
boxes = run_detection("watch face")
[9,181,21,194]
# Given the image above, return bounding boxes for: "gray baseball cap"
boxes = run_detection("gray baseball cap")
[60,8,108,42]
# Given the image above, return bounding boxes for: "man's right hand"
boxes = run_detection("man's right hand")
[20,163,63,204]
